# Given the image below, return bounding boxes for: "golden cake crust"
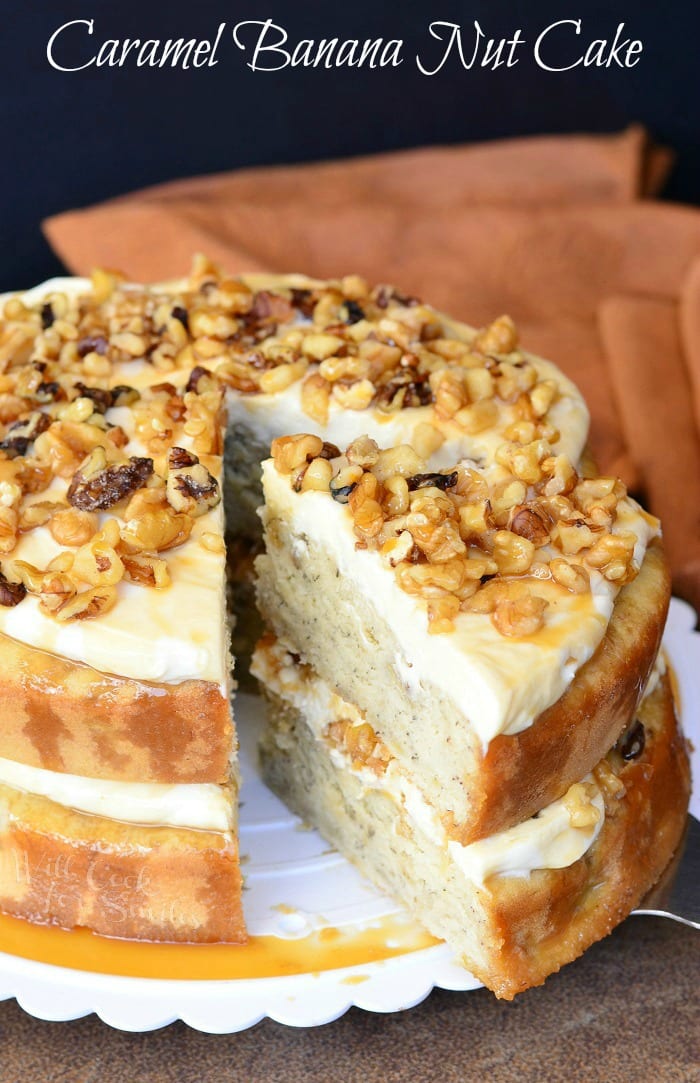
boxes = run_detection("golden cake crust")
[0,785,245,943]
[0,630,232,783]
[482,673,689,997]
[464,538,671,842]
[260,670,689,998]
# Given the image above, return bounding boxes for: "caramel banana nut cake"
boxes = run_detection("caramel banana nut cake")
[0,258,690,997]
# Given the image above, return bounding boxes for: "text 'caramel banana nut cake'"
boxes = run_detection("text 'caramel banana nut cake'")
[0,257,690,997]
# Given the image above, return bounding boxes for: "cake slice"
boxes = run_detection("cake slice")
[255,644,688,998]
[252,433,690,995]
[255,435,670,843]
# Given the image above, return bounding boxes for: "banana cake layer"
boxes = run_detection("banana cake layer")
[256,650,689,998]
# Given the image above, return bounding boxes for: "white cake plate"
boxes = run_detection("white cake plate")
[0,599,697,1033]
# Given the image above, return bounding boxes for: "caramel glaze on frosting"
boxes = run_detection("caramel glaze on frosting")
[0,261,597,803]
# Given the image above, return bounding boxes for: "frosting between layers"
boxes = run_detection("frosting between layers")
[253,640,606,883]
[261,461,658,744]
[0,754,234,831]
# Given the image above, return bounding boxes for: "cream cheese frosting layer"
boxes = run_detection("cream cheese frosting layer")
[0,754,234,831]
[261,461,658,745]
[1,278,229,685]
[254,640,605,884]
[0,423,228,687]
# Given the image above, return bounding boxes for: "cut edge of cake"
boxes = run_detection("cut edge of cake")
[255,651,689,998]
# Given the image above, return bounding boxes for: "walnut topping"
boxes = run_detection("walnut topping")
[562,781,601,829]
[67,450,154,511]
[0,412,51,458]
[0,261,570,541]
[166,446,220,516]
[274,428,644,637]
[0,568,26,607]
[0,262,645,630]
[472,314,518,356]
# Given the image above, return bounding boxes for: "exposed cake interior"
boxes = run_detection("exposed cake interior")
[254,637,688,997]
[256,433,663,840]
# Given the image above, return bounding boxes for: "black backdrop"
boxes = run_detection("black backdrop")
[2,0,698,291]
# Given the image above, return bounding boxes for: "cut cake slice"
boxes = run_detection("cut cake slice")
[252,432,690,996]
[255,435,670,844]
[254,640,688,998]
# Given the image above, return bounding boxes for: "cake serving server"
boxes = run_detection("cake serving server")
[633,814,700,929]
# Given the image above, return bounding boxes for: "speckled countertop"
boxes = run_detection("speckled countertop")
[0,917,697,1083]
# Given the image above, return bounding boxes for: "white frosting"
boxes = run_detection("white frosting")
[0,280,229,685]
[0,445,228,686]
[261,462,658,745]
[226,373,588,475]
[448,782,604,885]
[254,642,605,884]
[0,755,233,831]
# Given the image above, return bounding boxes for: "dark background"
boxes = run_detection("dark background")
[2,0,699,291]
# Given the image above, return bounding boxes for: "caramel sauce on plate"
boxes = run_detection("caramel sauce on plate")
[0,911,438,980]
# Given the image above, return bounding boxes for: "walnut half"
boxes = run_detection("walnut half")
[67,448,154,511]
[165,446,220,517]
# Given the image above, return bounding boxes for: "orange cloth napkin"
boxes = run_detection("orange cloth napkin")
[44,126,700,611]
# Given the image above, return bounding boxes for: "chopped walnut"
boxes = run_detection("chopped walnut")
[0,568,26,606]
[121,552,171,589]
[0,412,51,458]
[67,449,154,511]
[491,594,547,637]
[165,446,220,517]
[562,782,602,829]
[472,314,518,356]
[52,585,118,622]
[121,508,193,553]
[508,504,551,546]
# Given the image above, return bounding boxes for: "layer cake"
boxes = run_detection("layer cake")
[0,260,689,991]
